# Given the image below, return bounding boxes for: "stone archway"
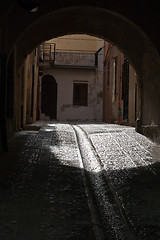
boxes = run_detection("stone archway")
[2,4,160,139]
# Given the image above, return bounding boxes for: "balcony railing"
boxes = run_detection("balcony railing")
[55,52,95,67]
[39,44,97,68]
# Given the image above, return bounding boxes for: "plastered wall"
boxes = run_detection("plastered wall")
[41,67,103,121]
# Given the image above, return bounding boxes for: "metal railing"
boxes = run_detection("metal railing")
[39,43,97,67]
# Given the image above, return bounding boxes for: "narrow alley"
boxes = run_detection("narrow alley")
[0,122,160,240]
[1,2,160,239]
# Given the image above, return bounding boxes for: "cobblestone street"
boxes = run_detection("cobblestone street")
[0,121,160,239]
[75,123,160,239]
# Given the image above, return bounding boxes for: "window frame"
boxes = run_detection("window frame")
[73,82,88,106]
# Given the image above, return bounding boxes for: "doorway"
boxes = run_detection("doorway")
[41,75,57,119]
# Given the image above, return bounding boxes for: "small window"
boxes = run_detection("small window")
[73,83,88,106]
[112,57,117,102]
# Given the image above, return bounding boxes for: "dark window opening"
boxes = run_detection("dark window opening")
[114,57,117,95]
[107,61,110,86]
[122,58,129,120]
[73,83,88,106]
[135,83,137,121]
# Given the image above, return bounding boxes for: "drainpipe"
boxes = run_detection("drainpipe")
[103,41,106,121]
[95,47,102,67]
[118,52,122,124]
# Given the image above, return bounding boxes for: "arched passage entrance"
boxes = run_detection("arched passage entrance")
[1,4,160,140]
[0,3,160,237]
[41,75,57,120]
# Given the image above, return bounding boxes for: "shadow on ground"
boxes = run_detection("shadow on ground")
[0,128,160,239]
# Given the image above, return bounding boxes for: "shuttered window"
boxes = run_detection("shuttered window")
[107,61,110,86]
[73,83,88,106]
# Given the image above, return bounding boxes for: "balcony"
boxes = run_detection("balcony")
[54,52,96,68]
[39,44,97,69]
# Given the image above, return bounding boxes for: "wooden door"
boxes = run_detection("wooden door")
[41,75,57,119]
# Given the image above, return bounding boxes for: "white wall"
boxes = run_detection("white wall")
[41,67,103,121]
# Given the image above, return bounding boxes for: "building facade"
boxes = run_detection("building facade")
[0,36,144,155]
[16,48,39,130]
[103,42,138,126]
[1,1,160,154]
[39,35,104,122]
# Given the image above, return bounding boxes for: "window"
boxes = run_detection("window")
[73,82,88,106]
[112,57,117,102]
[122,58,129,120]
[107,61,110,86]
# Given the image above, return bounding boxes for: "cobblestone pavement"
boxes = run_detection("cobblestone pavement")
[0,123,96,240]
[0,121,160,240]
[74,123,160,239]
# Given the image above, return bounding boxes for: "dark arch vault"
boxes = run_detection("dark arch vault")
[1,1,160,140]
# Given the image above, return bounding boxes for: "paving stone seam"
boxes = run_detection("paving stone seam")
[72,125,106,240]
[74,125,138,240]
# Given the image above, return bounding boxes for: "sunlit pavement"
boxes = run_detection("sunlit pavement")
[0,121,160,239]
[75,123,160,239]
